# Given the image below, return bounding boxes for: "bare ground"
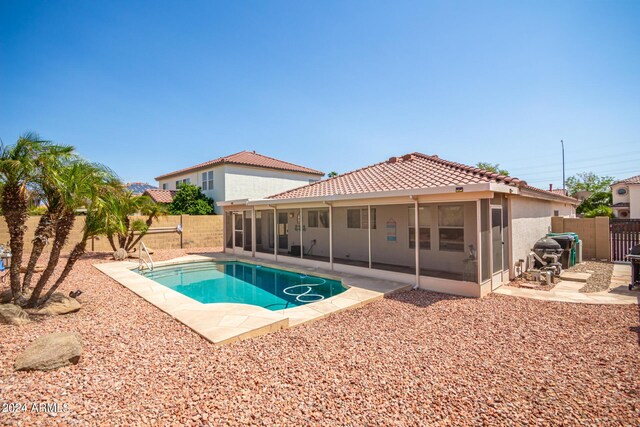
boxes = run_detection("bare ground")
[1,249,639,426]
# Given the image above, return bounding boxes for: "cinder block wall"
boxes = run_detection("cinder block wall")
[0,215,223,254]
[551,216,610,261]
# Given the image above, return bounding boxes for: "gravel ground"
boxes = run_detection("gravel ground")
[1,249,639,426]
[568,261,615,293]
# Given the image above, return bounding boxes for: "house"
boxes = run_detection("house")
[143,189,177,204]
[155,151,324,213]
[219,153,577,298]
[127,182,157,195]
[611,174,640,218]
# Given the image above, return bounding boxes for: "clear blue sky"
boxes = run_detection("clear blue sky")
[1,0,639,188]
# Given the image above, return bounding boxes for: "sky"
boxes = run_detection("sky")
[1,0,639,189]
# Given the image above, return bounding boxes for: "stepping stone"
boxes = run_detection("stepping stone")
[559,271,591,283]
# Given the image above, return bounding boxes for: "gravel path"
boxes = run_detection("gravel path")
[568,261,615,293]
[1,249,639,426]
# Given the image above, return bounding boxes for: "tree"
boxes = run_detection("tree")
[101,190,166,252]
[565,172,614,196]
[476,162,509,176]
[576,191,613,218]
[0,133,121,307]
[327,171,338,178]
[168,183,215,215]
[0,133,73,303]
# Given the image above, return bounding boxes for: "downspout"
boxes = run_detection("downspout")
[411,196,420,290]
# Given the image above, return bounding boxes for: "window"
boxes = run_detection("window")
[162,183,167,190]
[308,210,318,228]
[554,210,560,217]
[175,178,190,188]
[201,171,214,191]
[347,208,376,229]
[617,188,627,195]
[307,210,329,228]
[438,205,464,251]
[409,206,431,249]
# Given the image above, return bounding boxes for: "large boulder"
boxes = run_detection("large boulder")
[34,293,81,316]
[0,304,31,325]
[14,332,82,371]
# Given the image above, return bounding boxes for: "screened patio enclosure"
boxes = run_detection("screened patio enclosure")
[223,193,511,297]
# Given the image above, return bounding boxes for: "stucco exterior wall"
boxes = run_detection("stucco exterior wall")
[158,164,320,214]
[223,165,319,203]
[510,196,575,272]
[629,186,640,218]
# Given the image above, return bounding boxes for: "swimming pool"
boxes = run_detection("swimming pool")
[137,261,347,310]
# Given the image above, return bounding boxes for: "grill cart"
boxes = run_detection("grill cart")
[627,244,640,291]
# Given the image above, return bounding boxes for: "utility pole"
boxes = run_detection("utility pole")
[561,140,565,192]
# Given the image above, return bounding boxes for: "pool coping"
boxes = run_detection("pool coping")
[93,253,410,345]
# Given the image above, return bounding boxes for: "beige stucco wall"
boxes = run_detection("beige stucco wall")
[551,216,609,260]
[0,215,223,254]
[510,196,575,272]
[629,186,640,219]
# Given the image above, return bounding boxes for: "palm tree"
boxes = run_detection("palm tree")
[27,161,118,307]
[0,133,72,303]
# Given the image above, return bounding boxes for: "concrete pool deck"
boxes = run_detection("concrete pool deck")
[94,253,411,345]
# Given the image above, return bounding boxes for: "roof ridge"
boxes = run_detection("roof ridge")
[414,153,525,186]
[233,150,323,174]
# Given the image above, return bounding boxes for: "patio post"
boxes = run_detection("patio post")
[414,198,420,289]
[476,200,482,286]
[273,206,278,262]
[299,208,303,259]
[328,203,334,269]
[251,206,256,258]
[368,205,372,269]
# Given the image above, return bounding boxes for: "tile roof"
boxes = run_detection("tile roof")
[267,153,578,203]
[550,188,568,196]
[143,189,177,204]
[155,151,323,180]
[126,182,157,195]
[612,174,640,185]
[612,202,630,208]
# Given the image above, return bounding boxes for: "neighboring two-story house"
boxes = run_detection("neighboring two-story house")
[154,150,324,213]
[611,174,640,218]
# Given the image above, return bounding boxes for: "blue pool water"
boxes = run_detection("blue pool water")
[138,261,347,310]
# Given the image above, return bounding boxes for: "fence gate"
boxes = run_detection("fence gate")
[610,219,640,262]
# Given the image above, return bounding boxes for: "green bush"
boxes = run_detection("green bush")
[582,205,613,218]
[169,183,215,215]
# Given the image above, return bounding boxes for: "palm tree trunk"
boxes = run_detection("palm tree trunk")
[1,184,29,303]
[22,211,56,292]
[106,234,117,251]
[38,240,86,306]
[26,212,75,307]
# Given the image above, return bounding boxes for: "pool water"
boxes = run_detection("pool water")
[138,261,347,310]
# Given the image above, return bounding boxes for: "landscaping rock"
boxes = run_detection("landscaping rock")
[0,304,30,325]
[14,332,82,371]
[34,292,81,315]
[113,248,128,260]
[0,288,12,303]
[19,264,45,273]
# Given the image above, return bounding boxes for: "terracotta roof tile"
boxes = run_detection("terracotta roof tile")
[613,174,640,185]
[269,153,523,199]
[267,152,578,204]
[155,151,323,180]
[613,202,630,208]
[143,189,177,204]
